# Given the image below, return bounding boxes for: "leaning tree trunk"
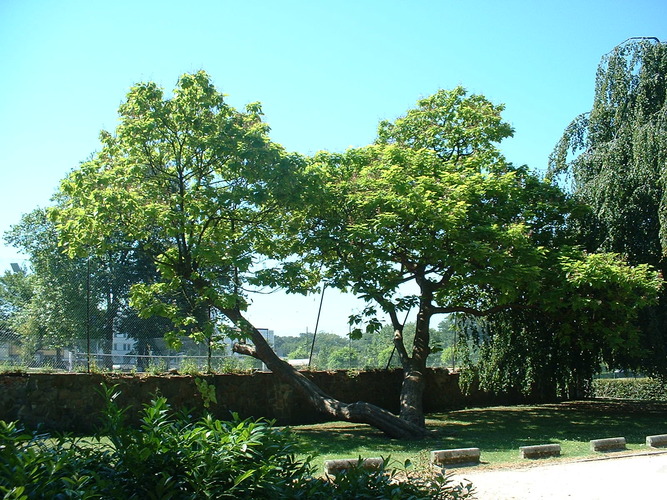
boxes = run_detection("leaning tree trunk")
[224,308,426,439]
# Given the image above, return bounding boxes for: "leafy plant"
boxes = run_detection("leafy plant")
[194,377,218,408]
[0,385,474,498]
[593,377,667,400]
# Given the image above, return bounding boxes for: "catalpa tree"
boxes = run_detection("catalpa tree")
[287,87,661,429]
[52,72,425,438]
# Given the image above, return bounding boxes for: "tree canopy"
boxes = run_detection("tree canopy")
[51,72,428,438]
[46,68,663,438]
[292,88,582,426]
[548,37,667,375]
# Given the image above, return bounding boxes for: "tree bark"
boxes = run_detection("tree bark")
[398,366,426,428]
[392,284,432,429]
[224,307,426,439]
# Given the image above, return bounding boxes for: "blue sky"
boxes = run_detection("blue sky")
[1,0,666,335]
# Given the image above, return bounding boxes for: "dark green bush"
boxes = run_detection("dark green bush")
[0,421,116,499]
[592,377,667,400]
[0,385,473,499]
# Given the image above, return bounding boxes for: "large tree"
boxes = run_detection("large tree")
[290,87,661,427]
[53,73,660,438]
[52,72,426,438]
[549,37,667,375]
[292,88,567,427]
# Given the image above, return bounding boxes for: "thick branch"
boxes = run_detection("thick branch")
[221,306,426,439]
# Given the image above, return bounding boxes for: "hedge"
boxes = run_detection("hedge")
[592,377,667,401]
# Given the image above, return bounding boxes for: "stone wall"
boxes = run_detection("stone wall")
[0,368,534,433]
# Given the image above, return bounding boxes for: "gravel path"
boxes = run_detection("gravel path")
[453,451,667,499]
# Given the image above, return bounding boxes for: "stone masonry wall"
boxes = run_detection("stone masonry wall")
[0,368,534,433]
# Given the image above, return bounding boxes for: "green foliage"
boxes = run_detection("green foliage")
[549,37,667,375]
[2,208,174,369]
[317,458,474,500]
[272,320,458,371]
[592,377,667,400]
[290,87,569,425]
[549,38,667,264]
[461,249,662,398]
[0,421,116,499]
[51,71,307,348]
[194,377,217,408]
[0,386,472,499]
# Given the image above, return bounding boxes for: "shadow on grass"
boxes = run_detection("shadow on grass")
[290,399,667,461]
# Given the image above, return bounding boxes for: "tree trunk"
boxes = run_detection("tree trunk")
[224,308,426,439]
[390,286,433,429]
[399,366,426,428]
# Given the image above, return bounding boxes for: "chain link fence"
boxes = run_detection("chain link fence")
[0,324,266,374]
[0,259,268,374]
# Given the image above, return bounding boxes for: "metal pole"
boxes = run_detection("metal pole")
[86,256,91,373]
[308,284,326,369]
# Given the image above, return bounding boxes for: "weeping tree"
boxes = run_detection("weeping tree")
[460,250,661,399]
[52,71,427,438]
[549,37,667,375]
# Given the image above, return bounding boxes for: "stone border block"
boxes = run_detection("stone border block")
[519,443,561,459]
[646,434,667,448]
[430,447,481,466]
[324,457,384,476]
[590,437,627,452]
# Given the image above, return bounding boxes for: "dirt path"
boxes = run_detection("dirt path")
[453,451,667,499]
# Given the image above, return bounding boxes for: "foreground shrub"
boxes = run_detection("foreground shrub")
[0,386,473,499]
[593,377,667,401]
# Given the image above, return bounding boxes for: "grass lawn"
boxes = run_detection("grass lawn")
[290,399,667,470]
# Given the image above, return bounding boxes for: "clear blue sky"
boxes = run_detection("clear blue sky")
[1,0,666,335]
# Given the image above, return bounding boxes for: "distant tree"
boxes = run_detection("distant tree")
[4,209,172,369]
[326,346,359,370]
[3,210,90,365]
[549,37,667,375]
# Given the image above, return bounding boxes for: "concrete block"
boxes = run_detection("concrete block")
[430,447,481,466]
[324,457,384,476]
[646,434,667,448]
[590,437,627,452]
[519,444,561,459]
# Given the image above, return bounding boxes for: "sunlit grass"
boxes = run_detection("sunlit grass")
[290,400,667,470]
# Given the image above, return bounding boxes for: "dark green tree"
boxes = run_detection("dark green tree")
[4,209,173,369]
[549,37,667,375]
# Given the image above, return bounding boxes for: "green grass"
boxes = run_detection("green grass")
[290,399,667,470]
